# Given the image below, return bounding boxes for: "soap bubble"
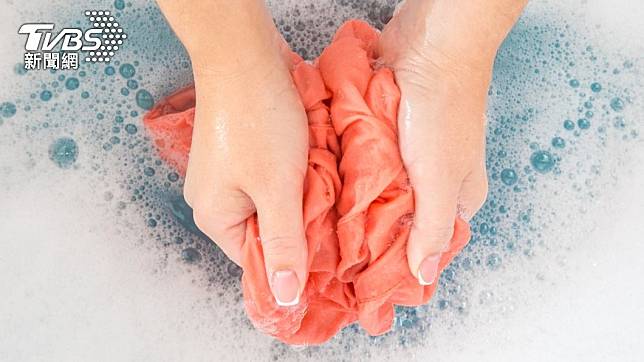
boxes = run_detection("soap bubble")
[181,247,202,264]
[136,89,154,110]
[49,137,78,169]
[40,90,52,101]
[500,168,518,186]
[119,63,136,79]
[486,253,502,270]
[610,97,625,112]
[0,102,16,118]
[530,150,555,174]
[551,137,566,149]
[65,77,80,90]
[125,123,138,134]
[577,118,591,130]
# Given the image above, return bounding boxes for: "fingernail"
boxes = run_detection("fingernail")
[271,269,300,307]
[417,254,442,286]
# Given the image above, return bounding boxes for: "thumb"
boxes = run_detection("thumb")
[406,170,460,286]
[252,187,308,307]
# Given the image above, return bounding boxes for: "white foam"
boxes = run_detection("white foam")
[0,0,643,361]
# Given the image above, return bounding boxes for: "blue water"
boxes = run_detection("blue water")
[0,0,642,360]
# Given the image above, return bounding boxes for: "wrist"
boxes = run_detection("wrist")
[165,0,287,82]
[384,0,522,75]
[188,15,288,77]
[190,31,287,84]
[191,42,293,114]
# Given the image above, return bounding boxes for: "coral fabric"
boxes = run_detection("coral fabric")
[143,20,471,345]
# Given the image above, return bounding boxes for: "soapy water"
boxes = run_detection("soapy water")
[0,0,642,361]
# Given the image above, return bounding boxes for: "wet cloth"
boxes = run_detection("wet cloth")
[143,20,471,345]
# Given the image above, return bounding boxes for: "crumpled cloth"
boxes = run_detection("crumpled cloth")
[143,20,471,345]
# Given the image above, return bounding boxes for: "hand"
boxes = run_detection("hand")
[379,0,527,285]
[184,48,309,307]
[157,0,310,306]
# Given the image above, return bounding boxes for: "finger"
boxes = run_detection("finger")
[406,166,461,286]
[249,180,307,307]
[458,164,488,221]
[189,186,254,265]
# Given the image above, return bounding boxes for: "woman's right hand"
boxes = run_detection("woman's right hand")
[158,0,310,307]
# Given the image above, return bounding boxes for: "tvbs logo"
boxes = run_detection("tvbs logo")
[19,10,127,70]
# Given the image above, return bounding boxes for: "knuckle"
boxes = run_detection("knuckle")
[426,226,455,244]
[260,236,304,260]
[405,158,467,187]
[250,181,303,208]
[269,169,304,187]
[414,223,455,250]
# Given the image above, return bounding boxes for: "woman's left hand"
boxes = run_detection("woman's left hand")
[379,0,528,285]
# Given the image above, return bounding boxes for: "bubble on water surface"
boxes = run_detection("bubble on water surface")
[530,150,555,174]
[486,253,502,270]
[577,118,591,129]
[65,77,80,91]
[48,137,78,169]
[500,169,518,186]
[119,63,136,79]
[0,102,16,118]
[610,97,625,111]
[136,89,154,110]
[551,137,566,148]
[125,123,137,134]
[40,90,52,101]
[181,247,202,264]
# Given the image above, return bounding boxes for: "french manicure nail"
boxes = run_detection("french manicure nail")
[417,254,442,286]
[271,269,300,307]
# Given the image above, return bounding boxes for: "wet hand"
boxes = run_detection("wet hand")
[379,0,527,285]
[156,0,310,307]
[183,36,309,307]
